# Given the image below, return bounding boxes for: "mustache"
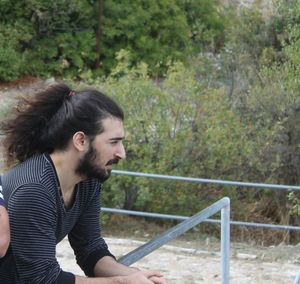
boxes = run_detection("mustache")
[106,158,119,166]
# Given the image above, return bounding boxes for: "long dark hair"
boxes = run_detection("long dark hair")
[1,82,124,166]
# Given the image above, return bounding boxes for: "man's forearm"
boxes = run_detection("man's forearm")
[74,256,166,284]
[75,270,166,284]
[75,275,122,284]
[93,256,137,278]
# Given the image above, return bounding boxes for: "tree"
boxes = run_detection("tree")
[0,0,226,81]
[100,0,192,75]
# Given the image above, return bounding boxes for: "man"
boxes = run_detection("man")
[0,182,10,258]
[0,83,166,284]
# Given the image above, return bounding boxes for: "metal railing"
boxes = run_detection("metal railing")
[102,207,300,231]
[118,197,231,284]
[107,170,300,283]
[294,271,300,284]
[112,170,300,191]
[109,170,300,232]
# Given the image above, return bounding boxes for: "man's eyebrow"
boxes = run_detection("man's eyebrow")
[109,137,124,141]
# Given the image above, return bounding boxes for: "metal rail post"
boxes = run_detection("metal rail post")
[221,198,230,284]
[293,271,300,284]
[118,197,230,283]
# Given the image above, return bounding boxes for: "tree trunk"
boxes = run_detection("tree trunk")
[123,185,139,210]
[95,0,102,69]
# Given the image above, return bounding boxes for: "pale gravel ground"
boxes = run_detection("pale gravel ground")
[57,237,300,284]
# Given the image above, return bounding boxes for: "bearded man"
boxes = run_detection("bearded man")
[0,83,166,284]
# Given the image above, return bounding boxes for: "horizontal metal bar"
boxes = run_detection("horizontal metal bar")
[117,197,230,265]
[102,207,300,231]
[112,170,300,191]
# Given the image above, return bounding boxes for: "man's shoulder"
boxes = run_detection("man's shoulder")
[4,154,51,177]
[2,154,56,194]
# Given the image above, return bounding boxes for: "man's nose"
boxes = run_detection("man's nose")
[116,142,126,160]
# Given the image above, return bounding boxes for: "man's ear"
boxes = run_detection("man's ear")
[72,131,89,151]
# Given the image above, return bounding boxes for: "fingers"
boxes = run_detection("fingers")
[124,270,166,284]
[130,266,141,272]
[149,276,167,284]
[142,269,163,278]
[142,270,166,284]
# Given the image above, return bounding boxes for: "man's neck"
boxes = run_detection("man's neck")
[50,150,82,195]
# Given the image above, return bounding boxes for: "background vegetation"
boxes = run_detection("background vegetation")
[1,0,300,244]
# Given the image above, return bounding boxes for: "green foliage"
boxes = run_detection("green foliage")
[98,52,251,217]
[23,0,97,77]
[213,1,300,236]
[98,2,300,236]
[100,0,226,74]
[177,0,225,50]
[0,0,226,81]
[101,0,192,75]
[0,0,97,81]
[288,190,300,216]
[272,0,300,39]
[220,4,280,92]
[231,13,300,184]
[4,0,300,242]
[0,21,32,81]
[23,31,97,77]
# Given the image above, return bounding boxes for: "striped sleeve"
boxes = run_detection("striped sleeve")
[0,177,5,207]
[0,191,5,207]
[69,185,114,277]
[8,183,75,284]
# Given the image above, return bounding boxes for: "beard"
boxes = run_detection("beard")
[75,144,118,183]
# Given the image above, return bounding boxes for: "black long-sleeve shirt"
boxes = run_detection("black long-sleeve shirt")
[0,154,114,283]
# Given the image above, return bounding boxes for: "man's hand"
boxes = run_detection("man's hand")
[121,270,166,284]
[75,269,167,284]
[75,270,167,284]
[82,255,167,283]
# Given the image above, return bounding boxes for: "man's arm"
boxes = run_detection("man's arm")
[8,184,75,283]
[93,255,140,277]
[75,268,166,284]
[0,204,10,258]
[69,184,166,283]
[91,256,166,283]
